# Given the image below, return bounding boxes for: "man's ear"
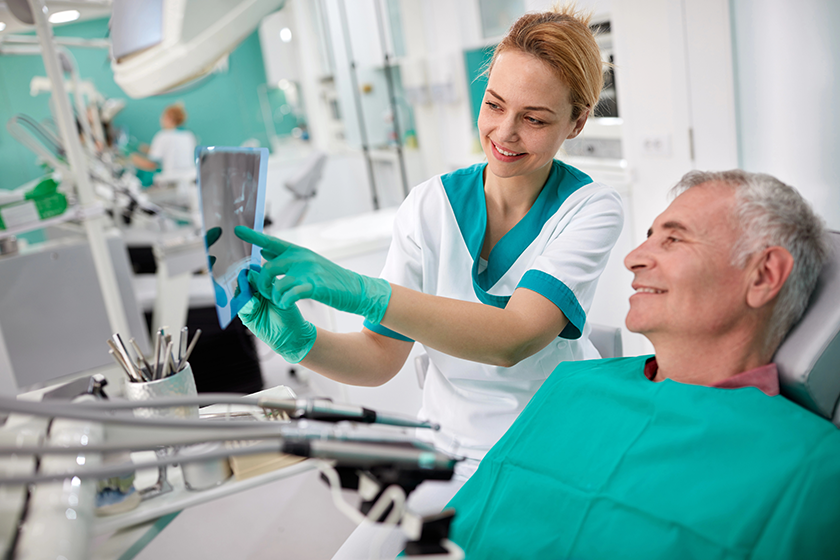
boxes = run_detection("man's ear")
[746,246,794,309]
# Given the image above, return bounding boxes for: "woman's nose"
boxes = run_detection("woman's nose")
[496,115,519,142]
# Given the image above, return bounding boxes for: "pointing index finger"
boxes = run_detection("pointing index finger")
[234,226,295,255]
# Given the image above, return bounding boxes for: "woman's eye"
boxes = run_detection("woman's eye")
[526,117,545,125]
[484,101,500,110]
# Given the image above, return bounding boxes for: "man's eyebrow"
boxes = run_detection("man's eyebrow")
[486,89,556,115]
[662,221,689,232]
[647,221,689,238]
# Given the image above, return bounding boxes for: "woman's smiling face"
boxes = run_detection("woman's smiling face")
[478,49,587,185]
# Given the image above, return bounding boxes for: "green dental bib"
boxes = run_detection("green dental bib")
[447,356,840,559]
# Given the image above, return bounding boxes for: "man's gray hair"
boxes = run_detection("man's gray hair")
[671,170,831,352]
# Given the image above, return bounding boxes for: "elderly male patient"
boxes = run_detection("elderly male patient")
[445,170,840,559]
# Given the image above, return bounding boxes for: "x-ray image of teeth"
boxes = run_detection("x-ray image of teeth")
[196,147,268,329]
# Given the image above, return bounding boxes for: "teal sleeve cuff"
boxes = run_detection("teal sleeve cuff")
[362,319,414,342]
[518,270,586,339]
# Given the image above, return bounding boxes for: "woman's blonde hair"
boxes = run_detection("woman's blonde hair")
[164,103,187,127]
[486,4,604,121]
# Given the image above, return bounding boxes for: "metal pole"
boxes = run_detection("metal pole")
[1,34,111,49]
[338,0,380,210]
[27,0,131,339]
[373,0,409,198]
[257,84,279,148]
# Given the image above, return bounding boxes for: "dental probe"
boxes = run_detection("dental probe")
[41,394,439,431]
[257,397,441,430]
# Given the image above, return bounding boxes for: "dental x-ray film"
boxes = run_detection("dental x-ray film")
[196,146,268,329]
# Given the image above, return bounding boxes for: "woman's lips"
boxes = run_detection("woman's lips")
[490,140,526,161]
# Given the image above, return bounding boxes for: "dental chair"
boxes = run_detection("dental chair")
[775,230,840,428]
[271,150,327,230]
[588,323,623,359]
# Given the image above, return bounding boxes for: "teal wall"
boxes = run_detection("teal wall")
[464,45,495,132]
[0,17,272,191]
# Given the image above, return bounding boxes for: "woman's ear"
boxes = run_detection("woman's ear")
[567,108,590,140]
[746,246,794,309]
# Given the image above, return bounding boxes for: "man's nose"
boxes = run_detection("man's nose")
[624,238,654,272]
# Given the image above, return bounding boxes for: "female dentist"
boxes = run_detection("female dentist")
[131,103,197,180]
[235,5,623,553]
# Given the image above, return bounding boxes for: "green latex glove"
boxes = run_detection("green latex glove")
[237,269,316,364]
[234,226,392,325]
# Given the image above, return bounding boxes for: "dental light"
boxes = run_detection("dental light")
[109,0,286,98]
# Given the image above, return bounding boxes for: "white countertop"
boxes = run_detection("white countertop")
[266,207,397,261]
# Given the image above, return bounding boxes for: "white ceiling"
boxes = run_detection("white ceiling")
[0,1,111,35]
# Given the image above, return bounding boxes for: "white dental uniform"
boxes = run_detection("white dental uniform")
[335,160,623,560]
[365,159,624,470]
[148,128,197,174]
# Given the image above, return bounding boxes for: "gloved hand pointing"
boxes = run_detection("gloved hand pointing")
[234,226,391,325]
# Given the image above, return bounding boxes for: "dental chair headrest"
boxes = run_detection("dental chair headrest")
[775,230,840,428]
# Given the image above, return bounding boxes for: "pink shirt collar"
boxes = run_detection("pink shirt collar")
[644,357,780,397]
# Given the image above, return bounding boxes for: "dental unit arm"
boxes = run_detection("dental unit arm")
[110,0,287,99]
[0,382,464,559]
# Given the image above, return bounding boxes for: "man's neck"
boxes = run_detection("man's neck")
[650,330,773,385]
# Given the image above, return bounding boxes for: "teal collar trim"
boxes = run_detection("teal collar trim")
[442,160,593,309]
[442,162,487,266]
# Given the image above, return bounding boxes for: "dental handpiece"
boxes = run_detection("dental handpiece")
[258,398,440,430]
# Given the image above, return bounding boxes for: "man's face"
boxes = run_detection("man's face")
[624,182,753,342]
